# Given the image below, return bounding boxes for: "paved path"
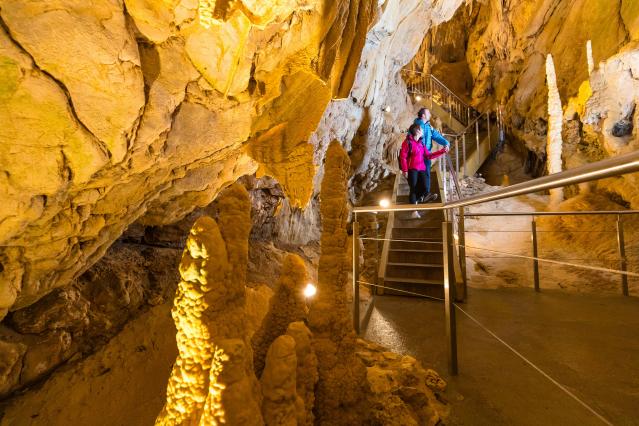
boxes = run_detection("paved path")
[363,288,639,425]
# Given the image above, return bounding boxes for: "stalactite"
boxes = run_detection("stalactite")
[545,53,564,206]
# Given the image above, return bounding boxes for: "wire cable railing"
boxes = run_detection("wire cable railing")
[352,150,639,389]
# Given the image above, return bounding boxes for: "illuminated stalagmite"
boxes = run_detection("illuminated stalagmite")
[286,321,319,426]
[545,54,564,206]
[251,253,308,376]
[156,184,262,426]
[260,335,300,425]
[308,141,368,424]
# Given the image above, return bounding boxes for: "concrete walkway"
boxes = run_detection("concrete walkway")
[363,288,639,425]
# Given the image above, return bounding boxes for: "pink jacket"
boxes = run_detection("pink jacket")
[400,135,446,172]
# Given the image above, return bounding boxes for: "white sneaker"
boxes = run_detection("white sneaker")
[411,211,421,219]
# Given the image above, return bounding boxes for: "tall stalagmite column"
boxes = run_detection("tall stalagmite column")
[308,140,367,425]
[545,53,564,206]
[156,183,263,426]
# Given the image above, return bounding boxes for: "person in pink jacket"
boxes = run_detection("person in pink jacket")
[400,123,449,218]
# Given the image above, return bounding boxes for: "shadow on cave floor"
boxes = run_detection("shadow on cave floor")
[363,287,639,426]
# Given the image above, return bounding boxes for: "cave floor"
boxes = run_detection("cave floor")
[363,287,639,426]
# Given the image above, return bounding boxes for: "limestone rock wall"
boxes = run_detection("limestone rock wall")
[412,0,639,206]
[0,0,465,318]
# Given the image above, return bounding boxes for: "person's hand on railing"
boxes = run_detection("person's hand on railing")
[444,145,450,153]
[402,171,407,179]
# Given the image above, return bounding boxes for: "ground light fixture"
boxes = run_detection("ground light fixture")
[379,198,391,208]
[304,283,317,298]
[384,106,391,112]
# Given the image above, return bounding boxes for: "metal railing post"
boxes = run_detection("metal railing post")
[458,207,467,296]
[475,119,480,161]
[487,112,491,150]
[374,216,379,289]
[531,218,540,292]
[353,217,360,333]
[443,221,458,375]
[462,133,467,177]
[455,137,460,176]
[617,215,629,296]
[429,76,434,109]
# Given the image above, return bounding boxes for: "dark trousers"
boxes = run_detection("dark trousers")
[407,169,428,204]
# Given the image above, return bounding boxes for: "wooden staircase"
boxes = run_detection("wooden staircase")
[373,70,498,299]
[379,174,447,298]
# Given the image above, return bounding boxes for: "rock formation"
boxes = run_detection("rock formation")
[545,53,563,206]
[308,140,368,424]
[259,335,300,426]
[251,253,308,376]
[286,321,319,426]
[0,0,464,319]
[411,0,639,206]
[156,184,262,425]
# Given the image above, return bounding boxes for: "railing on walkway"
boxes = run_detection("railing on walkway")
[352,150,639,379]
[401,70,477,127]
[464,210,637,295]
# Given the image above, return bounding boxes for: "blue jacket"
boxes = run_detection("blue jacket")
[413,118,449,151]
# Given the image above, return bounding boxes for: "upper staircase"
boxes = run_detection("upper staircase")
[376,70,500,298]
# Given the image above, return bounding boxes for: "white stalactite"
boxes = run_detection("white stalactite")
[545,53,564,206]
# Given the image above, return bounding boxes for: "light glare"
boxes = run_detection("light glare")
[304,283,317,298]
[379,199,390,208]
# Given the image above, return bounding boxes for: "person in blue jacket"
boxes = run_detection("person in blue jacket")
[411,108,450,202]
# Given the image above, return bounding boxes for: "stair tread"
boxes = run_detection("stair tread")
[391,237,442,241]
[383,276,443,285]
[393,226,441,230]
[387,262,443,268]
[389,249,443,253]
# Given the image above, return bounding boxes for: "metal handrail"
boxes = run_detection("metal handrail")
[353,149,639,380]
[466,210,639,216]
[400,69,479,127]
[354,150,639,213]
[429,74,473,111]
[405,70,474,112]
[453,111,488,137]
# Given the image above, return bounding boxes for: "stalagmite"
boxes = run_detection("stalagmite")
[308,140,368,424]
[545,54,564,206]
[260,335,299,426]
[286,322,319,426]
[251,253,308,376]
[587,40,594,75]
[156,184,263,426]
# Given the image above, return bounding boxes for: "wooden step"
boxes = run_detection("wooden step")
[390,239,442,250]
[394,215,443,228]
[386,264,444,281]
[383,276,443,286]
[394,209,445,222]
[392,227,442,239]
[382,277,444,298]
[388,249,443,264]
